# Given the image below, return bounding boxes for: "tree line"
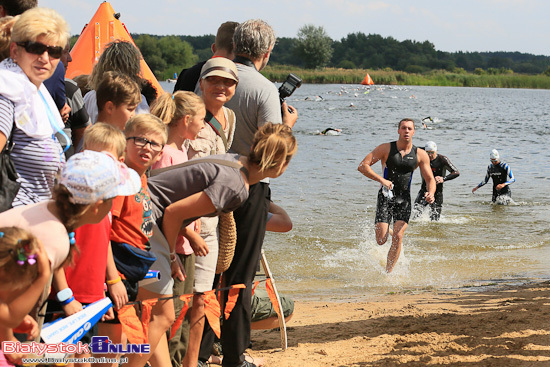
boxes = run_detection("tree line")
[120,27,550,80]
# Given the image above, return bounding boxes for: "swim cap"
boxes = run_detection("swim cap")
[490,149,499,160]
[425,141,437,152]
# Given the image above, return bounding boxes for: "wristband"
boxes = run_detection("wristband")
[60,296,75,306]
[170,252,177,263]
[56,288,73,303]
[106,276,121,285]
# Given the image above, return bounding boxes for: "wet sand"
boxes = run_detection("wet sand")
[246,280,550,366]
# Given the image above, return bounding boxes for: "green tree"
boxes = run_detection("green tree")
[294,24,333,69]
[158,36,197,68]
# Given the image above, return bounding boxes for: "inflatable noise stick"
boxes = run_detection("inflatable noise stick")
[138,270,161,286]
[41,297,112,344]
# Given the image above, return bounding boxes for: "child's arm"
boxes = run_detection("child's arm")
[52,267,83,316]
[105,242,128,310]
[13,315,39,340]
[266,202,293,233]
[181,226,208,257]
[163,192,216,280]
[0,242,51,327]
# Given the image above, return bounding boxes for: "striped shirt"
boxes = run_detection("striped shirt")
[0,96,64,206]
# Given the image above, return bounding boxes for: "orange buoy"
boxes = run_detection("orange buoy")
[361,73,374,85]
[66,1,162,94]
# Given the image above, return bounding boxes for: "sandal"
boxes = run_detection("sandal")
[244,354,264,367]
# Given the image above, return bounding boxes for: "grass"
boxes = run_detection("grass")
[262,65,550,89]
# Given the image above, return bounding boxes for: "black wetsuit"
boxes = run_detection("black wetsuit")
[476,161,515,202]
[414,153,459,220]
[375,141,418,224]
[321,127,338,134]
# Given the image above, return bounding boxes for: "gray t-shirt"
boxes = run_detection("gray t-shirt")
[226,63,282,156]
[147,153,248,226]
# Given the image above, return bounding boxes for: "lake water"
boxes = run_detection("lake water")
[160,81,550,300]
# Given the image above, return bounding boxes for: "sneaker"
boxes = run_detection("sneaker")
[197,360,209,367]
[238,361,257,367]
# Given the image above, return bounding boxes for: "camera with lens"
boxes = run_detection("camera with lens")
[279,73,302,113]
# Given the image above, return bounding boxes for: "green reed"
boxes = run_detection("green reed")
[262,66,550,89]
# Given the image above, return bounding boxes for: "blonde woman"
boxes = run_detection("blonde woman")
[149,122,296,253]
[0,8,69,207]
[148,124,296,367]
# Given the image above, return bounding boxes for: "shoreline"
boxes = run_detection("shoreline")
[279,276,550,303]
[248,279,550,366]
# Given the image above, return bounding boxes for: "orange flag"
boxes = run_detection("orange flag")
[117,305,147,344]
[252,280,259,296]
[265,278,282,318]
[223,284,245,320]
[140,300,157,342]
[169,295,192,340]
[204,291,222,338]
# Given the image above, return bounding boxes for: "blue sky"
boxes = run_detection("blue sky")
[41,0,550,56]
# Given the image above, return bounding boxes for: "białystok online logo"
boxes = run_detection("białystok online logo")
[2,337,150,355]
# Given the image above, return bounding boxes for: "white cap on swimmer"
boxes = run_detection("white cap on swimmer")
[490,149,500,160]
[425,141,437,152]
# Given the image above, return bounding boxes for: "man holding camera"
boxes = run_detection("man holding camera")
[223,19,298,367]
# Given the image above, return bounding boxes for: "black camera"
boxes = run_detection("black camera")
[279,73,302,111]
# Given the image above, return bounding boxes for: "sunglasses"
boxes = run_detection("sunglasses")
[127,136,164,152]
[16,41,63,59]
[204,76,238,87]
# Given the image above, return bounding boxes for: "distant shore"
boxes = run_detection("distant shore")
[247,279,550,366]
[262,65,550,89]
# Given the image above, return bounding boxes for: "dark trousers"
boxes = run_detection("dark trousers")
[221,182,270,367]
[198,274,221,362]
[170,253,195,367]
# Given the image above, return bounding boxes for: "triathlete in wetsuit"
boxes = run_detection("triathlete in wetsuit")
[375,141,418,224]
[413,141,459,220]
[320,127,341,135]
[358,118,435,273]
[472,149,515,203]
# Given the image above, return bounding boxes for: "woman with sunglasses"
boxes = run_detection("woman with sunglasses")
[0,7,69,209]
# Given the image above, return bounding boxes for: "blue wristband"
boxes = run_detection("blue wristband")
[56,288,73,302]
[60,296,75,306]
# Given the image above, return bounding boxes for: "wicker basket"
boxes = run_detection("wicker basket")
[216,211,237,274]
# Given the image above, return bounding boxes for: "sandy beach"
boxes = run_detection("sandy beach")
[246,280,550,366]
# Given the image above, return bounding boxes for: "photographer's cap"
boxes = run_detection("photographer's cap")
[199,57,239,83]
[425,141,437,152]
[490,149,500,160]
[60,150,141,204]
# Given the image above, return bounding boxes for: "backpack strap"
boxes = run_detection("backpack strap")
[2,120,16,154]
[150,157,248,179]
[205,110,228,151]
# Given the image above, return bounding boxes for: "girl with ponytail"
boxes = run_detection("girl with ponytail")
[0,227,50,365]
[138,91,205,367]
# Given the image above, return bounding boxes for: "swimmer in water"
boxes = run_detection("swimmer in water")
[421,116,433,129]
[320,128,341,135]
[472,149,515,204]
